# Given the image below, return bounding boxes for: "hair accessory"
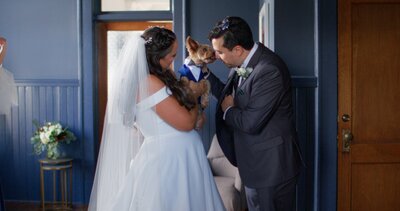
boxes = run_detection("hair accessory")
[145,37,153,45]
[218,17,230,31]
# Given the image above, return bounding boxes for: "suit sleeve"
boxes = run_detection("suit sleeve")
[207,71,226,100]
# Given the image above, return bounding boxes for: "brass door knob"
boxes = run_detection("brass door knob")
[342,129,353,152]
[343,131,353,141]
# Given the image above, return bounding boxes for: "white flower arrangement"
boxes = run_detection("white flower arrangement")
[235,67,253,79]
[31,120,76,159]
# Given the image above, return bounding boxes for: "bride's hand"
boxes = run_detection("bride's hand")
[195,112,206,130]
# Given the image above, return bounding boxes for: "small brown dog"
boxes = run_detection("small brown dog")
[178,36,215,129]
[178,36,215,110]
[184,36,216,66]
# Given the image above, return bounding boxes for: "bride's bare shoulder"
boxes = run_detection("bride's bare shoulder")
[147,74,165,94]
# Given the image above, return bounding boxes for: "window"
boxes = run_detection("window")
[101,0,170,12]
[96,22,172,141]
[94,0,181,143]
[107,31,142,95]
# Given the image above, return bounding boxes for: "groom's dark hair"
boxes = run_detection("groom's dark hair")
[208,16,254,51]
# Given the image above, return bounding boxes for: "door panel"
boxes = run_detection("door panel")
[352,3,400,143]
[338,0,400,210]
[352,164,400,211]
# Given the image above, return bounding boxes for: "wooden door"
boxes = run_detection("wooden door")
[338,0,400,210]
[96,21,172,142]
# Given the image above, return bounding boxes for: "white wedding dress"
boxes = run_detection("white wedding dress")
[110,86,225,211]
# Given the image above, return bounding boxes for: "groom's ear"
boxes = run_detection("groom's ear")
[232,45,244,56]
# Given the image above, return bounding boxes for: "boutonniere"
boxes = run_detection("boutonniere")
[235,67,253,79]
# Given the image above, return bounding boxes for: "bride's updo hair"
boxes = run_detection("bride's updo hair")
[142,27,196,110]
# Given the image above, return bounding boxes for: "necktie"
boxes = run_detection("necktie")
[238,76,243,86]
[232,74,239,96]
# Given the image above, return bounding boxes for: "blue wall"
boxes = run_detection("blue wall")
[318,0,338,210]
[0,0,85,204]
[275,0,315,76]
[0,0,79,79]
[0,0,337,210]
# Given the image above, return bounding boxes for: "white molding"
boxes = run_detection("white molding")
[259,0,274,51]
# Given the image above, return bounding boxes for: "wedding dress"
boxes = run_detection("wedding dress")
[88,33,225,211]
[111,86,225,211]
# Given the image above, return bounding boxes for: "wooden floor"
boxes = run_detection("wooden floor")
[5,201,87,211]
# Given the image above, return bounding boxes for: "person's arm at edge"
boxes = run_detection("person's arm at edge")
[0,37,7,65]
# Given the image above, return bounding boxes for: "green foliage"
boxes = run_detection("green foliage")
[31,120,76,159]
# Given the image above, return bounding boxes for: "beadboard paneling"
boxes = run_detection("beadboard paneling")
[0,79,83,203]
[293,86,317,210]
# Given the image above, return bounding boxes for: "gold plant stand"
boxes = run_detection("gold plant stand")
[39,158,73,211]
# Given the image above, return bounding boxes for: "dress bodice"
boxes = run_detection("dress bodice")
[110,85,225,211]
[135,86,178,138]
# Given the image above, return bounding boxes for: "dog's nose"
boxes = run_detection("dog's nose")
[210,54,216,61]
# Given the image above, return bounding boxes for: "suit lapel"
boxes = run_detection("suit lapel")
[238,43,265,88]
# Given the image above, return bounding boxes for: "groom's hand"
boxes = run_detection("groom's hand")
[221,95,234,112]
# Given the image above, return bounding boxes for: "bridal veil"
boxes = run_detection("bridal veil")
[88,34,158,211]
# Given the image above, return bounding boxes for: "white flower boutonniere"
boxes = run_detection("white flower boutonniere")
[235,67,253,79]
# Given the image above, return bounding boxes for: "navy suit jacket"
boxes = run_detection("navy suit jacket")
[178,61,206,105]
[208,43,302,188]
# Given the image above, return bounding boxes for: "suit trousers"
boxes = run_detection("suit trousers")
[245,175,298,211]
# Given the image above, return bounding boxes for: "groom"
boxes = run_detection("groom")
[206,16,303,211]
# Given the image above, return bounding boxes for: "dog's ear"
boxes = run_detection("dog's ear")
[186,36,199,55]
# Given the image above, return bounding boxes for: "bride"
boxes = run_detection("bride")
[88,27,225,211]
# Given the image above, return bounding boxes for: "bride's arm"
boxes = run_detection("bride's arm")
[0,37,7,65]
[148,75,198,131]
